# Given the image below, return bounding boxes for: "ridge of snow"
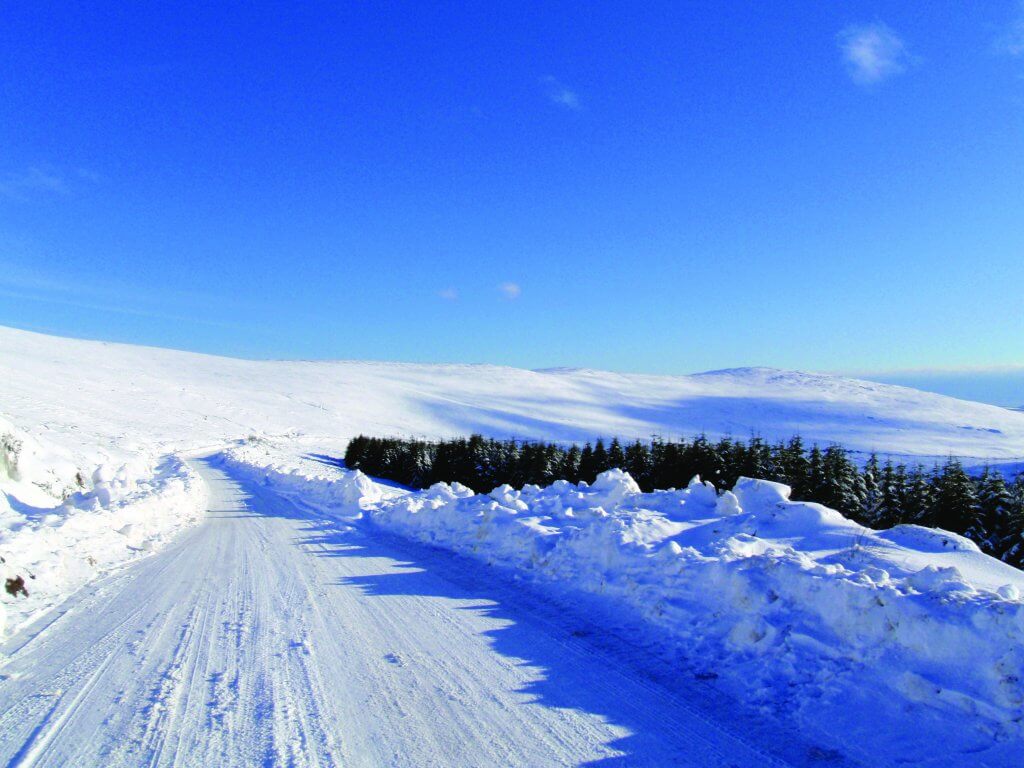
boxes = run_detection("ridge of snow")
[220,441,1024,758]
[0,452,206,637]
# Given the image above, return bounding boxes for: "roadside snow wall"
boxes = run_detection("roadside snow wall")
[1,449,206,638]
[220,444,1024,740]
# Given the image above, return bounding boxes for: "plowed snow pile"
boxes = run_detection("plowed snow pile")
[223,442,1024,748]
[0,416,206,636]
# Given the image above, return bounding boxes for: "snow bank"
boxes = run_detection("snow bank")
[218,441,387,515]
[0,449,207,638]
[0,415,80,506]
[222,443,1024,740]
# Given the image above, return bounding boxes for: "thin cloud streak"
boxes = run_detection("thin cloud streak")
[0,167,70,200]
[540,76,582,110]
[0,260,249,314]
[996,2,1024,56]
[0,286,246,330]
[498,282,521,299]
[838,23,911,85]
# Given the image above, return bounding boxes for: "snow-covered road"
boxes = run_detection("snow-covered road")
[0,459,845,767]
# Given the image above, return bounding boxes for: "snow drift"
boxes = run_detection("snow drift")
[222,442,1024,742]
[0,415,206,637]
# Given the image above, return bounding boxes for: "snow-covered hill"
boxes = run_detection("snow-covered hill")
[3,325,1024,764]
[3,325,1024,482]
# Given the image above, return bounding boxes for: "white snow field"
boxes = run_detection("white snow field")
[4,324,1024,469]
[2,323,1024,766]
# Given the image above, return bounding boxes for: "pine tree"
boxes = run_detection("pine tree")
[561,444,582,483]
[778,436,809,492]
[740,436,774,482]
[930,458,981,535]
[624,440,653,490]
[861,453,882,525]
[579,443,596,483]
[902,465,933,525]
[651,439,681,489]
[875,461,907,528]
[794,444,825,501]
[1001,475,1024,567]
[820,445,863,520]
[608,438,625,471]
[973,468,1014,557]
[591,439,610,478]
[686,435,725,487]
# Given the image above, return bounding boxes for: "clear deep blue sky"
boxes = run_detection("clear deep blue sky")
[1,2,1022,382]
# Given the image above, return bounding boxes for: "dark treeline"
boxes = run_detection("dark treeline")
[344,433,1024,568]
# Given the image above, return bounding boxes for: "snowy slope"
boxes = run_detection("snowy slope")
[3,325,1024,765]
[3,325,1024,477]
[3,323,1023,639]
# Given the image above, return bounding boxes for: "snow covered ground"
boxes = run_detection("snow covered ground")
[0,415,205,636]
[222,440,1024,766]
[2,324,1024,765]
[0,458,847,767]
[4,324,1024,471]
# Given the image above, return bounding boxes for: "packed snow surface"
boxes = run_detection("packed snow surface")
[0,458,837,767]
[221,441,1024,765]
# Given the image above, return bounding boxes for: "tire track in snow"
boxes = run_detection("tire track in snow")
[0,458,829,767]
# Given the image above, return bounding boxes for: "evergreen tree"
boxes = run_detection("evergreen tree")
[651,439,681,489]
[624,440,653,490]
[974,468,1014,556]
[794,444,825,502]
[686,435,725,487]
[875,461,907,528]
[579,443,596,483]
[779,436,809,492]
[860,453,882,525]
[561,444,582,483]
[591,438,610,478]
[1001,475,1024,567]
[902,465,933,525]
[819,445,863,520]
[930,458,980,535]
[740,436,774,482]
[608,438,625,470]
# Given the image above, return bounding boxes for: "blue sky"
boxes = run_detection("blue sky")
[1,2,1022,399]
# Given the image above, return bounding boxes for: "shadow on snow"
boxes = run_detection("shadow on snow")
[210,457,860,768]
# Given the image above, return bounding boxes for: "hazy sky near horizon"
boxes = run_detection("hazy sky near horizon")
[1,3,1022,386]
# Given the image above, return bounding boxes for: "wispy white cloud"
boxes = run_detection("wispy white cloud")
[0,258,248,323]
[995,2,1024,56]
[438,287,459,301]
[0,167,70,200]
[540,76,581,110]
[498,281,521,300]
[838,23,911,85]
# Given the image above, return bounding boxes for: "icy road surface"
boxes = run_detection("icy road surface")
[0,460,844,767]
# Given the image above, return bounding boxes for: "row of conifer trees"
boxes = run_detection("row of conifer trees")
[343,433,1024,567]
